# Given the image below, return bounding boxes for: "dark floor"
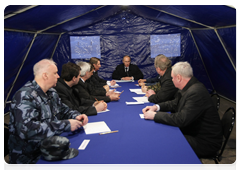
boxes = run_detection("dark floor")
[4,97,236,164]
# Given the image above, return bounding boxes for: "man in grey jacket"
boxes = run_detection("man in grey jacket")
[8,59,88,163]
[142,61,222,157]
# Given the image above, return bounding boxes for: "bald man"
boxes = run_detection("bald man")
[8,59,88,164]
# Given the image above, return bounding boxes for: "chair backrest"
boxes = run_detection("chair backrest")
[211,93,220,111]
[218,107,236,159]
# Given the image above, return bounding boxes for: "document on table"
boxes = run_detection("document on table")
[83,121,111,135]
[126,101,144,105]
[133,96,149,103]
[114,79,134,82]
[139,114,144,119]
[98,109,110,113]
[129,88,145,95]
[110,83,121,88]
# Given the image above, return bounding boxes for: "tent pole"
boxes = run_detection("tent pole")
[4,5,38,19]
[188,29,215,89]
[214,29,236,70]
[50,33,65,60]
[4,33,38,109]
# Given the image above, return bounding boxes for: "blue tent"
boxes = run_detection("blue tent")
[4,5,236,112]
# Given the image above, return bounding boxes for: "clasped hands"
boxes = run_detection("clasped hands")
[142,105,158,120]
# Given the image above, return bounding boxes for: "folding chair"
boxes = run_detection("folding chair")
[211,92,220,111]
[206,107,236,164]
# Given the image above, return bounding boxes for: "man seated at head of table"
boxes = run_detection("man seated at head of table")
[142,54,178,104]
[88,57,116,87]
[54,62,107,116]
[73,61,120,103]
[112,55,144,81]
[142,61,223,158]
[8,59,88,164]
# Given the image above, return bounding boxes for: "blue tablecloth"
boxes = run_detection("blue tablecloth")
[38,81,201,164]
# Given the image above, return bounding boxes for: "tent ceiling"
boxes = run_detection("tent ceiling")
[4,5,236,34]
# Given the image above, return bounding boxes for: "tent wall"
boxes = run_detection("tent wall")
[52,10,213,90]
[4,6,236,111]
[192,28,236,101]
[4,31,59,105]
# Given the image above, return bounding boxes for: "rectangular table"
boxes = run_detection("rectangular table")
[38,81,201,164]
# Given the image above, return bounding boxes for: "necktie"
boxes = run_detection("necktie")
[125,67,129,76]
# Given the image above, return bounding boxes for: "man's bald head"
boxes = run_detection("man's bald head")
[33,59,57,77]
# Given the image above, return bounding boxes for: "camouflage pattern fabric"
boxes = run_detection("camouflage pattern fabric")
[147,82,161,92]
[40,136,78,161]
[8,80,81,164]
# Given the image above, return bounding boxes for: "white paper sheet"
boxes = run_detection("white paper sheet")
[129,88,145,95]
[110,83,120,88]
[139,114,144,119]
[78,139,90,150]
[98,109,110,113]
[133,96,149,103]
[83,121,111,135]
[126,101,144,105]
[114,80,134,82]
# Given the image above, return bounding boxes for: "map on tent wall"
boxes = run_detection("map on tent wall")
[150,33,181,58]
[70,36,101,59]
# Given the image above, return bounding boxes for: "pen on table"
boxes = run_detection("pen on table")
[119,90,124,95]
[99,130,119,135]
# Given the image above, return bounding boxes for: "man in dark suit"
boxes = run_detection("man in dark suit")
[73,62,120,103]
[142,61,223,157]
[112,55,144,80]
[145,54,178,104]
[54,62,107,116]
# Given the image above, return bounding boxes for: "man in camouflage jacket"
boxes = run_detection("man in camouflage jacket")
[8,59,88,164]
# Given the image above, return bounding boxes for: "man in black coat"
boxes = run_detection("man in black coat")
[73,62,120,103]
[146,54,178,103]
[112,55,143,80]
[142,61,223,157]
[54,62,107,116]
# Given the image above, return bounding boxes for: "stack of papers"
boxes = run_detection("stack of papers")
[129,88,145,95]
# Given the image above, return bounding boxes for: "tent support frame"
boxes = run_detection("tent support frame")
[214,29,236,70]
[4,33,38,109]
[50,33,65,59]
[188,28,215,90]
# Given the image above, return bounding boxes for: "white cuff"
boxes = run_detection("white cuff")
[155,104,160,111]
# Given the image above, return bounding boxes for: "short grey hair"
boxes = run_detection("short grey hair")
[172,61,193,78]
[76,61,91,76]
[33,59,56,76]
[154,54,172,70]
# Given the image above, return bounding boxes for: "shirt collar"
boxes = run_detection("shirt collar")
[80,77,85,83]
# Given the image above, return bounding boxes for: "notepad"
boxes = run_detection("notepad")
[83,121,111,135]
